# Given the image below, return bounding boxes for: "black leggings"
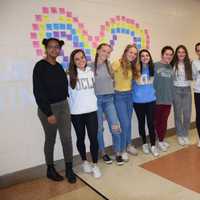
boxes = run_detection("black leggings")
[133,101,156,146]
[71,111,98,163]
[194,93,200,138]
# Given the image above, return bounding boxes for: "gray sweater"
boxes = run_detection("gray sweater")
[153,62,174,105]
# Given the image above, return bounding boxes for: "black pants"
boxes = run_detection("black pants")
[194,93,200,138]
[133,101,156,146]
[71,111,98,163]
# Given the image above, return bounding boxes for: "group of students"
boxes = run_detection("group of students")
[33,37,200,183]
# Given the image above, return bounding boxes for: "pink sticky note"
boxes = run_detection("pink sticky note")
[92,42,97,48]
[66,11,72,17]
[135,23,140,28]
[50,7,57,14]
[78,23,84,29]
[144,29,149,34]
[59,8,65,14]
[121,16,126,21]
[110,18,115,23]
[32,24,39,31]
[42,7,49,14]
[100,31,104,37]
[116,16,120,20]
[94,36,99,41]
[88,36,93,41]
[36,49,43,56]
[35,15,42,22]
[83,30,88,36]
[30,32,37,39]
[126,18,131,23]
[33,41,40,48]
[130,19,135,24]
[105,21,110,27]
[73,17,78,23]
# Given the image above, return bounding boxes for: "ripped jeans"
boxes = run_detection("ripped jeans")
[97,94,121,153]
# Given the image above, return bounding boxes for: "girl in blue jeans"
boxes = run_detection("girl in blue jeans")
[112,44,138,161]
[91,43,124,165]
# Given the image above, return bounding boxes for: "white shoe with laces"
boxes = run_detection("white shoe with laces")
[158,142,167,152]
[127,145,138,155]
[82,161,92,173]
[177,137,185,146]
[142,144,150,154]
[121,152,129,162]
[183,137,190,145]
[92,165,101,178]
[150,146,159,157]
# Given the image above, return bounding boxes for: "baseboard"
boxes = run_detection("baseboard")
[0,122,196,188]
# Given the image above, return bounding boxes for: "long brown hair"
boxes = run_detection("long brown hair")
[68,49,87,89]
[120,44,138,78]
[133,49,154,80]
[171,45,192,80]
[94,43,113,78]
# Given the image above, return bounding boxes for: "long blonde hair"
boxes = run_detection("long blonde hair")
[120,44,138,78]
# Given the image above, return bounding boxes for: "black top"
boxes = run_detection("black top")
[33,59,68,117]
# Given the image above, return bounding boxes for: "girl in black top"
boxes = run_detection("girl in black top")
[33,38,76,183]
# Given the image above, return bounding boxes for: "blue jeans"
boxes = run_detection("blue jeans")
[114,91,133,151]
[97,94,121,153]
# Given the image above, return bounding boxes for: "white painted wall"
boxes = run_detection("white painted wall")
[0,0,200,175]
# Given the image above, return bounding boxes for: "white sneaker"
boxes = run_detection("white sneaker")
[82,161,92,173]
[183,137,190,145]
[142,144,150,154]
[121,152,129,162]
[177,137,185,146]
[163,141,170,148]
[127,145,138,155]
[150,146,159,157]
[158,142,167,152]
[197,141,200,148]
[92,165,101,178]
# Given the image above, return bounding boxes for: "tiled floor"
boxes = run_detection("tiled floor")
[1,129,200,200]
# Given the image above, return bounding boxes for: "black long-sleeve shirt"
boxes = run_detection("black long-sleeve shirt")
[33,59,68,117]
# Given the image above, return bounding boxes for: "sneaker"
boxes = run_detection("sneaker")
[82,161,92,173]
[116,156,124,165]
[163,141,170,148]
[150,146,159,157]
[127,145,138,155]
[92,165,101,178]
[197,141,200,148]
[177,137,185,146]
[121,152,129,162]
[183,137,190,145]
[142,143,150,154]
[158,142,167,152]
[102,154,112,164]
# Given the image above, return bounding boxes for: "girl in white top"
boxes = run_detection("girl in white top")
[68,49,101,178]
[192,42,200,147]
[171,45,192,146]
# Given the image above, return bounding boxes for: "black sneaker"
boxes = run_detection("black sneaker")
[102,154,112,164]
[116,156,124,166]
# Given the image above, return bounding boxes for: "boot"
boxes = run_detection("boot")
[47,165,64,181]
[65,162,76,183]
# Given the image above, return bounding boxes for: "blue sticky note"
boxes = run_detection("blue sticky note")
[71,29,76,34]
[130,31,135,36]
[85,49,90,54]
[136,43,141,49]
[79,42,84,48]
[121,28,125,33]
[46,24,52,30]
[116,28,120,33]
[111,28,116,34]
[125,29,130,34]
[53,23,59,30]
[67,24,72,30]
[46,32,52,38]
[60,24,65,30]
[73,36,79,42]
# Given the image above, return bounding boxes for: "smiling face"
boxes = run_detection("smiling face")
[126,46,138,62]
[196,44,200,58]
[74,51,87,70]
[177,47,186,62]
[140,51,150,65]
[46,40,61,59]
[97,45,112,63]
[161,49,174,64]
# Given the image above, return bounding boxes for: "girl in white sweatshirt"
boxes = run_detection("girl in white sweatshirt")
[68,49,101,178]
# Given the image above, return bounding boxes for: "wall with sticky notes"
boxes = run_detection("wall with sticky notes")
[0,0,200,176]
